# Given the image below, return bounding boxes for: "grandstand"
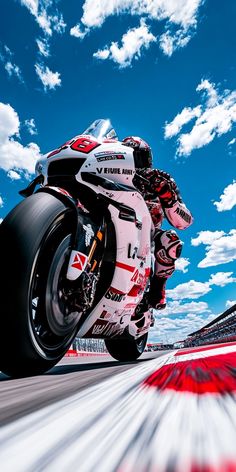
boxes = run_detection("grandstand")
[184,303,236,347]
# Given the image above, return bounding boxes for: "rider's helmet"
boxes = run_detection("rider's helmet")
[122,136,152,169]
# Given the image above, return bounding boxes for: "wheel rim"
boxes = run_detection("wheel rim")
[136,334,147,353]
[45,235,82,337]
[30,233,81,355]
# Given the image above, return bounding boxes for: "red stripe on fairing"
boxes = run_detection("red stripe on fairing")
[116,262,135,272]
[143,352,236,394]
[176,341,236,356]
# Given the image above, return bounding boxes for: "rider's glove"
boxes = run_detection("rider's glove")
[149,170,182,208]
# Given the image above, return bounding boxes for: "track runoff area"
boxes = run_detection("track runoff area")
[0,342,236,471]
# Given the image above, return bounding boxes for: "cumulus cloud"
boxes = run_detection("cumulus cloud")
[0,195,3,207]
[20,0,66,36]
[191,230,226,246]
[167,280,211,300]
[7,170,21,180]
[208,271,236,287]
[71,0,204,62]
[75,0,203,31]
[35,63,61,90]
[214,181,236,212]
[175,257,190,273]
[25,118,38,136]
[167,270,236,301]
[165,106,201,138]
[0,45,23,83]
[93,20,156,68]
[0,218,3,224]
[192,229,236,268]
[0,102,41,175]
[149,312,216,344]
[165,79,236,156]
[226,300,236,309]
[161,300,210,315]
[70,25,88,39]
[159,29,192,56]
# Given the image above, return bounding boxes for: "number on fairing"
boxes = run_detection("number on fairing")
[71,137,100,154]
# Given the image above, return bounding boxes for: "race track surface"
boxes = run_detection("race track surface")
[0,351,162,425]
[0,343,236,472]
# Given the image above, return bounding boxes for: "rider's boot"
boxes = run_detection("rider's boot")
[148,275,167,310]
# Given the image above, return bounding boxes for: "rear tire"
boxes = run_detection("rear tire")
[105,333,148,361]
[0,192,79,377]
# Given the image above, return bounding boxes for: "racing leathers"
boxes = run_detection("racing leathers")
[133,168,193,309]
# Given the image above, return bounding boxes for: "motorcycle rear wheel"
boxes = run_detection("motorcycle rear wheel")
[0,192,80,377]
[105,333,148,361]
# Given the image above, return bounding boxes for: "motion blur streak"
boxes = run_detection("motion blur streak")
[0,344,236,472]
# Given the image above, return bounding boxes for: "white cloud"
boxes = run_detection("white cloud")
[70,25,88,39]
[167,280,211,300]
[165,80,236,156]
[192,229,236,268]
[0,45,23,83]
[0,102,41,175]
[228,137,236,146]
[36,38,50,57]
[159,29,192,56]
[20,1,66,36]
[226,300,236,309]
[93,20,156,68]
[214,181,236,212]
[50,13,66,34]
[0,195,3,207]
[77,0,203,30]
[166,270,236,301]
[35,63,61,90]
[191,230,225,246]
[164,106,201,138]
[208,271,236,287]
[0,218,3,224]
[149,311,216,344]
[25,118,38,136]
[161,300,210,315]
[72,0,204,62]
[7,170,21,180]
[175,257,190,273]
[196,79,218,107]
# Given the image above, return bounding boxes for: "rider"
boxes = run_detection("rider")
[122,136,193,310]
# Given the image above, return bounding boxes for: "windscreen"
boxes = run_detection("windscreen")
[83,119,118,141]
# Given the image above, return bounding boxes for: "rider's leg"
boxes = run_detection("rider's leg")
[148,229,183,309]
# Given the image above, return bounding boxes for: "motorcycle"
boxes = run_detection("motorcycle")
[0,119,154,377]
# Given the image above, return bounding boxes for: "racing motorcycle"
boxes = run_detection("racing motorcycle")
[0,119,154,377]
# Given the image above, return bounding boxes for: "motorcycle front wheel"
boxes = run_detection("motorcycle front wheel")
[0,192,80,377]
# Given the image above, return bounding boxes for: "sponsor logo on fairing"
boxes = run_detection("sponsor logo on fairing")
[71,252,87,271]
[95,154,126,162]
[96,168,133,175]
[105,289,126,302]
[92,322,124,336]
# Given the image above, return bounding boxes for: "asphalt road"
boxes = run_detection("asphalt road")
[0,351,168,426]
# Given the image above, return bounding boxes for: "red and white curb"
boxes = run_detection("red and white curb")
[0,343,236,471]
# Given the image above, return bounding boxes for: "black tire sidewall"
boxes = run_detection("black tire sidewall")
[0,193,76,376]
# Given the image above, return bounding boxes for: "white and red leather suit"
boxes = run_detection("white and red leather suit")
[122,136,193,308]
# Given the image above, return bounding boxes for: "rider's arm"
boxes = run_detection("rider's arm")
[147,169,193,230]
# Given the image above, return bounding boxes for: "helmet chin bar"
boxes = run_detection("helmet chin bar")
[122,136,153,169]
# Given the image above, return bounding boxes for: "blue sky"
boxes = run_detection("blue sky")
[0,0,236,342]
